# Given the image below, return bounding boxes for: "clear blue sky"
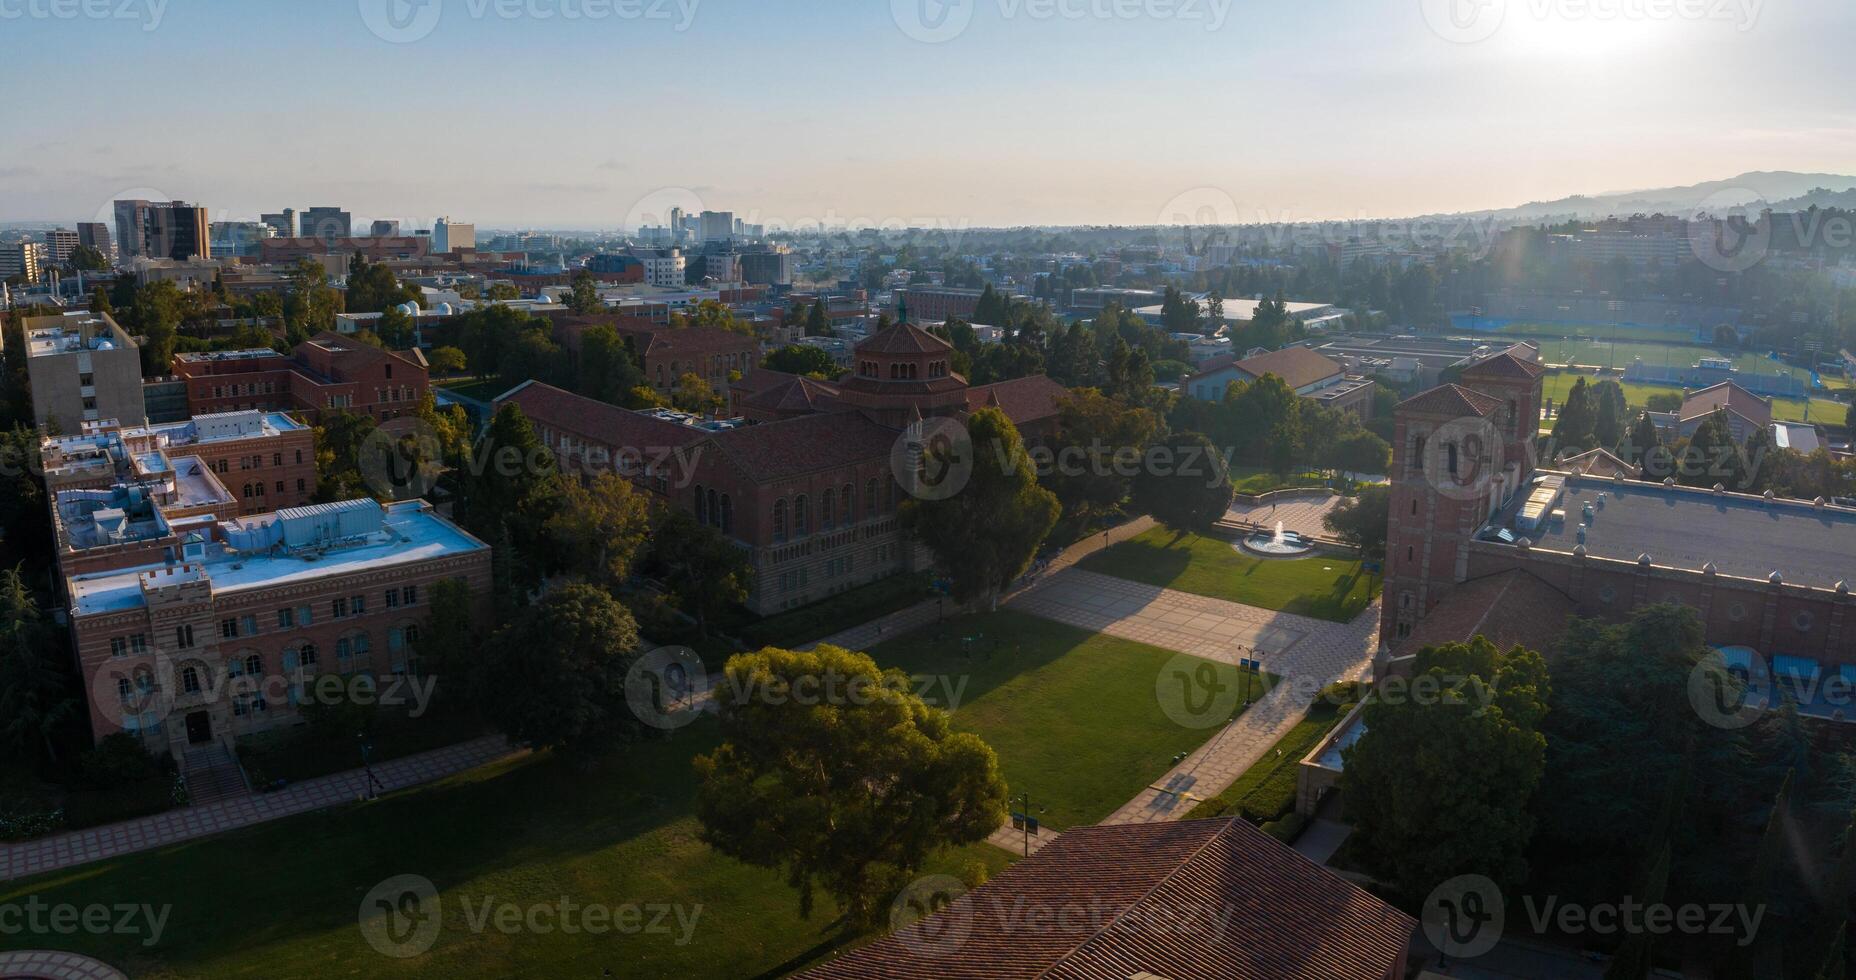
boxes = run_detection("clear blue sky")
[1,0,1851,228]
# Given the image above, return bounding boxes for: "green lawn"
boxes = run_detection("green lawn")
[1078,528,1380,623]
[1482,321,1702,344]
[1185,697,1354,823]
[0,723,1012,979]
[1229,465,1327,496]
[1542,370,1847,425]
[866,610,1266,831]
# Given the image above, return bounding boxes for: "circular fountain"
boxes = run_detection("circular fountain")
[1239,520,1315,557]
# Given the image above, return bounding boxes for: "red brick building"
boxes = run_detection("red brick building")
[1383,350,1856,697]
[41,411,317,516]
[174,332,429,422]
[500,321,1070,614]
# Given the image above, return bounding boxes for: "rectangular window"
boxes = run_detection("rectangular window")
[221,618,239,639]
[130,634,147,654]
[110,636,128,657]
[352,595,365,615]
[403,585,418,605]
[332,597,348,619]
[277,608,294,629]
[297,605,313,626]
[386,589,400,609]
[241,615,257,636]
[175,624,195,649]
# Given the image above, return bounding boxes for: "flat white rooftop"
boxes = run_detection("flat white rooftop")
[68,500,485,617]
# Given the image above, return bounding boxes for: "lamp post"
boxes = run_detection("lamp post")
[1011,792,1047,857]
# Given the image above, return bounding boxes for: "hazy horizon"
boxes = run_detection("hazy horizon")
[3,0,1853,229]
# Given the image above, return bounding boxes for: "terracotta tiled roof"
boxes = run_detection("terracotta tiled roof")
[494,381,702,452]
[1679,381,1772,428]
[706,412,899,481]
[1461,350,1547,380]
[616,324,758,359]
[1396,383,1504,418]
[802,817,1413,980]
[1395,569,1574,658]
[305,330,427,372]
[857,322,954,355]
[1229,346,1345,390]
[965,375,1069,426]
[741,374,842,414]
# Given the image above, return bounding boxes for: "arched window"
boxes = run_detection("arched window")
[707,488,720,527]
[773,499,787,542]
[865,478,878,515]
[720,494,733,535]
[181,666,201,694]
[694,484,707,524]
[244,653,262,676]
[842,483,855,524]
[794,494,809,536]
[821,489,835,530]
[299,643,318,669]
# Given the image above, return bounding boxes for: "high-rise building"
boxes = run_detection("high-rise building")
[147,202,210,260]
[432,217,474,253]
[0,241,46,283]
[299,207,352,241]
[740,248,796,286]
[114,200,211,260]
[700,210,735,243]
[260,210,296,238]
[77,222,114,262]
[667,206,685,243]
[21,311,147,428]
[369,220,401,237]
[46,229,80,264]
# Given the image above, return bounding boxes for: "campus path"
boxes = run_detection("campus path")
[0,735,520,882]
[985,567,1380,854]
[802,516,1158,652]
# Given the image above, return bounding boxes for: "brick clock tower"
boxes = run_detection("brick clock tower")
[1380,352,1546,649]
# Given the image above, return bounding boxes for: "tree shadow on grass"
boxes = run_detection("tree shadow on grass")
[863,610,1101,709]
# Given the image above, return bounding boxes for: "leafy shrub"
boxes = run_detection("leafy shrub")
[1261,811,1307,842]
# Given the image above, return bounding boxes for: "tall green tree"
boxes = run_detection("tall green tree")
[543,473,652,590]
[1323,484,1391,560]
[694,645,1009,924]
[648,508,751,638]
[1134,430,1234,533]
[1342,636,1551,902]
[1551,376,1597,453]
[0,564,73,764]
[470,583,642,757]
[901,407,1059,609]
[566,269,602,314]
[1044,389,1160,525]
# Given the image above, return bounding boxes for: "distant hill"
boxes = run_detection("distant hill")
[1464,171,1856,223]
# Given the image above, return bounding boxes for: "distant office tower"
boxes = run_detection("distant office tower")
[740,248,796,286]
[77,222,114,261]
[45,229,79,264]
[114,200,210,260]
[432,217,474,253]
[147,202,210,260]
[0,241,46,283]
[261,209,296,238]
[113,200,151,259]
[703,252,741,282]
[299,207,352,241]
[700,211,735,243]
[369,219,401,237]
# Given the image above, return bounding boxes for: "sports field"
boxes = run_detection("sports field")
[1541,370,1847,425]
[1455,316,1702,345]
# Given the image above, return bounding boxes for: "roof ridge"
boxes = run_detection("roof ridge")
[1033,820,1232,980]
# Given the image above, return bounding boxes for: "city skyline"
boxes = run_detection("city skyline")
[2,0,1853,228]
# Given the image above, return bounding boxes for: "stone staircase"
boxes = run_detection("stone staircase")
[180,744,250,805]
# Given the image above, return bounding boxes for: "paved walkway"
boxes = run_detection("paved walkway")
[986,567,1379,853]
[1226,491,1345,539]
[0,735,519,882]
[804,516,1158,653]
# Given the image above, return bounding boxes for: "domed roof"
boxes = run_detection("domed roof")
[856,322,953,355]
